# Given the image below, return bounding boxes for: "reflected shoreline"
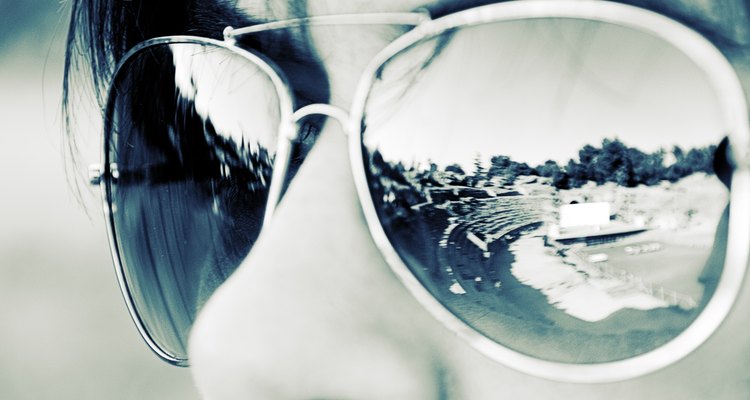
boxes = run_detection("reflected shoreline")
[442,222,697,363]
[388,199,703,362]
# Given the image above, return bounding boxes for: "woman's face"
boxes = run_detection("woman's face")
[187,0,750,398]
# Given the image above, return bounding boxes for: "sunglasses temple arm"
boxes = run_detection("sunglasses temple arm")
[225,11,431,40]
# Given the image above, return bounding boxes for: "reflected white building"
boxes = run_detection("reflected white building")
[547,202,647,246]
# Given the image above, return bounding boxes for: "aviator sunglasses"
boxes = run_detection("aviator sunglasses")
[89,0,750,382]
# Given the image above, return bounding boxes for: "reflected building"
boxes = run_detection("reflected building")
[546,202,648,247]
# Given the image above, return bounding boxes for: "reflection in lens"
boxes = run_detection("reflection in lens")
[363,19,729,363]
[105,42,282,360]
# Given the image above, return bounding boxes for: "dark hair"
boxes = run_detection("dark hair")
[63,0,250,111]
[63,0,323,330]
[63,0,240,194]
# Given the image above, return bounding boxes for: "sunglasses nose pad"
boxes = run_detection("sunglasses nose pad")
[263,104,352,226]
[292,103,351,134]
[713,136,734,189]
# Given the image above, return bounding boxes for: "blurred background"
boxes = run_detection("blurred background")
[0,2,200,398]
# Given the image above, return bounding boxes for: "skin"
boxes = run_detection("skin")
[188,0,750,398]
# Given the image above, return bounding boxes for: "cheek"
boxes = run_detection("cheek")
[654,265,750,396]
[447,268,750,400]
[188,128,448,399]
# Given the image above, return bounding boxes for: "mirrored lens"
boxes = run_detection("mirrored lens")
[105,42,282,361]
[362,18,730,363]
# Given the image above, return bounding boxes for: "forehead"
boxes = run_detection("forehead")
[234,0,749,47]
[235,0,735,18]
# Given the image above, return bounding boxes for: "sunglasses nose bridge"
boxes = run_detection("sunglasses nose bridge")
[263,103,353,227]
[291,103,352,138]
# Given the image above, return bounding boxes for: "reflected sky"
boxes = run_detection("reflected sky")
[364,18,725,169]
[172,44,281,154]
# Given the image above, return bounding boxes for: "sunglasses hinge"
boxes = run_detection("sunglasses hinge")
[88,164,103,186]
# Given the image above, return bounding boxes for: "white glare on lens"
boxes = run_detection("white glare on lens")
[172,44,280,154]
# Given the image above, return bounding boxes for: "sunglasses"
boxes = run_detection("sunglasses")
[89,0,750,382]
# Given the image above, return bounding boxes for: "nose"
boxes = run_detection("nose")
[188,117,447,399]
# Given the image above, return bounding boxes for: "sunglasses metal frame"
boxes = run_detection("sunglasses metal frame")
[99,34,296,367]
[92,0,750,382]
